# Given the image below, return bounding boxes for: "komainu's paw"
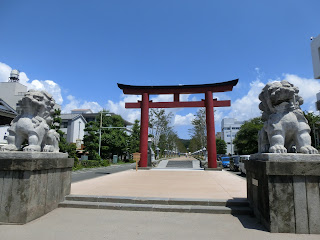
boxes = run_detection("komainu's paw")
[269,145,287,153]
[43,145,54,152]
[0,144,18,151]
[300,146,318,154]
[23,145,41,152]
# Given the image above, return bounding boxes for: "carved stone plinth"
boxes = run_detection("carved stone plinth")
[0,152,73,224]
[246,153,320,234]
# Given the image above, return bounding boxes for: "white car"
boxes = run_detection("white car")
[239,155,250,175]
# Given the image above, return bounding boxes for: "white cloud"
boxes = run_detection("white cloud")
[62,95,103,113]
[174,113,195,126]
[27,79,63,105]
[225,73,320,123]
[106,94,141,123]
[0,62,11,82]
[227,80,265,121]
[0,62,63,105]
[282,74,320,112]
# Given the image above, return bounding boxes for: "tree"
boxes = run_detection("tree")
[149,109,174,147]
[128,119,140,153]
[216,139,227,154]
[83,111,129,160]
[51,109,77,159]
[233,117,263,155]
[304,111,320,149]
[189,108,207,151]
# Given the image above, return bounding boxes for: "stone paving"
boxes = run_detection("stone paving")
[1,208,319,240]
[70,157,246,199]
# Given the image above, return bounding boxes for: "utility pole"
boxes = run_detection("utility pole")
[98,111,103,157]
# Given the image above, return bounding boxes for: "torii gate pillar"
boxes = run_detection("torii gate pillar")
[140,93,149,167]
[205,91,217,168]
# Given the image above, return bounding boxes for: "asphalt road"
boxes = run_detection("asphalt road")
[71,163,135,183]
[224,168,246,179]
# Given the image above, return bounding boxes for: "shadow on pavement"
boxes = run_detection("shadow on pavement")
[233,215,268,232]
[228,198,267,232]
[94,172,111,175]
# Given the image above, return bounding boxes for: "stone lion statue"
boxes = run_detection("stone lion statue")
[0,90,60,152]
[258,80,318,154]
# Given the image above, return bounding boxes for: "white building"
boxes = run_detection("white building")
[311,34,320,79]
[221,118,244,155]
[60,114,87,148]
[0,97,18,146]
[0,82,27,110]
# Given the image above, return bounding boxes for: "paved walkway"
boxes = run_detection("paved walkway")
[71,160,245,199]
[1,159,319,239]
[1,208,319,240]
[156,156,202,169]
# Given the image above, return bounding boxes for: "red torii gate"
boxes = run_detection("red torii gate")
[118,79,238,169]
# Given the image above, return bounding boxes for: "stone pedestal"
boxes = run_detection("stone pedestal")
[0,152,74,224]
[246,153,320,234]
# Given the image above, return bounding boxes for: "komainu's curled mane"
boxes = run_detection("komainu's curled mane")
[258,80,318,154]
[0,90,60,152]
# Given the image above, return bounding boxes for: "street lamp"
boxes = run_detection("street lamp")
[98,112,111,157]
[156,147,160,159]
[203,147,207,161]
[98,112,133,158]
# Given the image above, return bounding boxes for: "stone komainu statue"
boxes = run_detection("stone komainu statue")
[0,90,60,152]
[258,80,318,154]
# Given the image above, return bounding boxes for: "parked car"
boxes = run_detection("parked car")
[239,155,250,175]
[230,155,240,171]
[220,156,230,168]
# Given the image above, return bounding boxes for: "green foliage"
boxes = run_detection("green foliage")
[128,119,140,153]
[72,159,110,171]
[83,111,128,160]
[304,111,320,148]
[179,139,190,150]
[149,109,174,147]
[233,117,263,155]
[189,108,207,151]
[216,138,227,154]
[149,109,182,157]
[52,109,78,159]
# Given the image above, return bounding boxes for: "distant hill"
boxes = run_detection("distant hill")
[179,139,190,150]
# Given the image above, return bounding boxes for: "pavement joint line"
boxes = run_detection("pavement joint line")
[65,195,249,206]
[59,200,252,215]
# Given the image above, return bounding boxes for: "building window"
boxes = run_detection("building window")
[61,122,68,128]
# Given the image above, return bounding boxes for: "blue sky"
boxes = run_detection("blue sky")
[1,0,320,139]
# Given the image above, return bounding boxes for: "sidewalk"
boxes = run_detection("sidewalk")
[1,208,319,240]
[1,166,319,239]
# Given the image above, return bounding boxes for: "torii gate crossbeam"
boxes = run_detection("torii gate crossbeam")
[118,79,238,169]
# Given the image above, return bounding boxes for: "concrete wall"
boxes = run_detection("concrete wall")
[0,82,27,110]
[246,153,320,234]
[0,152,73,224]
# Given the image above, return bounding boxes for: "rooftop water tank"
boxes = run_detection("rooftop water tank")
[9,69,20,82]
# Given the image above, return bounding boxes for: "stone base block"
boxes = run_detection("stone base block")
[246,153,320,234]
[0,152,74,224]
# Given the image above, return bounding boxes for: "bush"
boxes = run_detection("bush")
[72,159,110,171]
